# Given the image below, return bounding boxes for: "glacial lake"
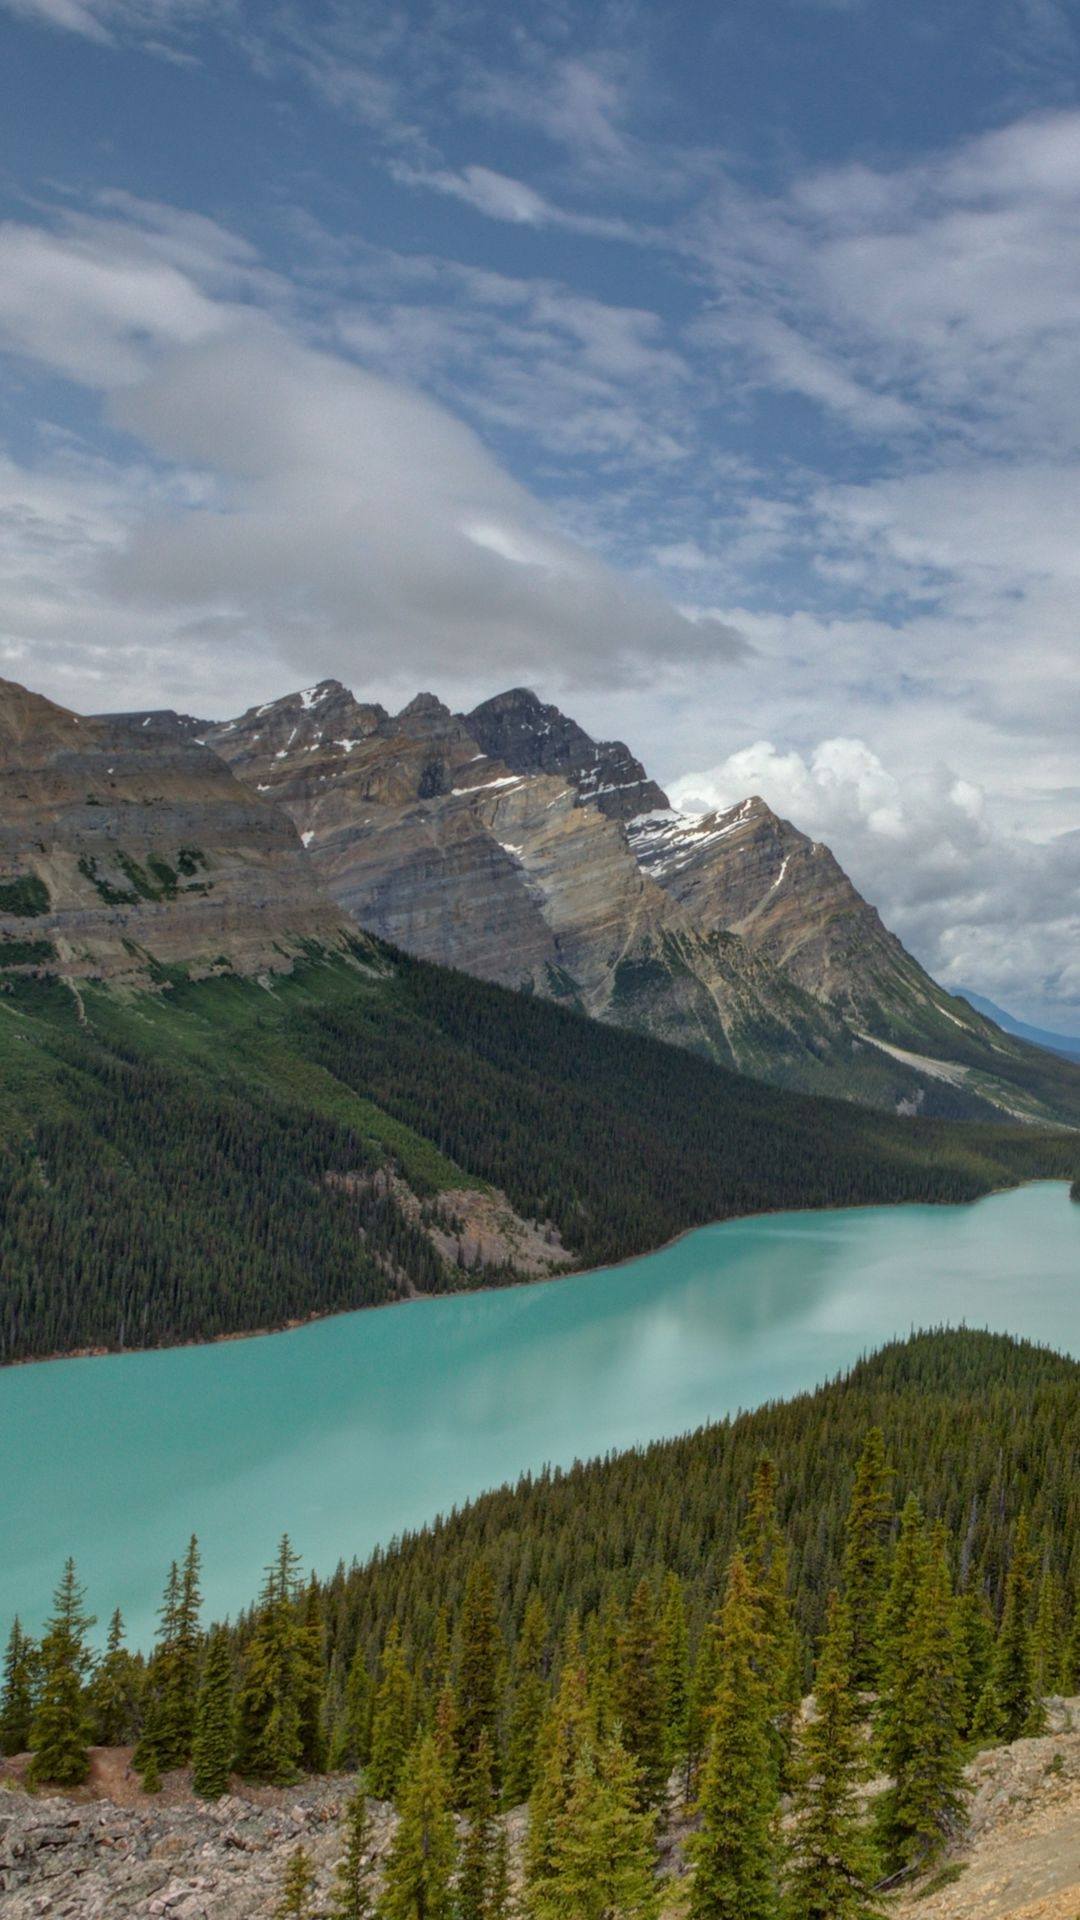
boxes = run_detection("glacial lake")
[2,1180,1077,1645]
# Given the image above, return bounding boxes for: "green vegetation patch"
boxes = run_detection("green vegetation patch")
[0,873,50,917]
[0,937,56,968]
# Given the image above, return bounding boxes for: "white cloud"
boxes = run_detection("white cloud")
[1,0,213,41]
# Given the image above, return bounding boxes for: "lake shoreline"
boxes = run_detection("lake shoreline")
[5,1175,1067,1373]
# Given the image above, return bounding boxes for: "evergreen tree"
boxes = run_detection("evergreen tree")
[234,1536,307,1784]
[1062,1595,1080,1694]
[297,1576,327,1773]
[874,1496,928,1774]
[330,1786,375,1920]
[457,1730,498,1920]
[28,1560,95,1788]
[331,1646,373,1773]
[368,1622,415,1800]
[486,1821,513,1920]
[456,1560,503,1795]
[524,1620,590,1909]
[584,1593,622,1746]
[841,1431,894,1687]
[87,1608,141,1748]
[141,1746,162,1793]
[276,1844,317,1920]
[192,1627,235,1799]
[615,1578,667,1809]
[955,1588,996,1737]
[142,1538,203,1773]
[689,1553,778,1920]
[377,1733,456,1920]
[503,1593,549,1808]
[0,1618,38,1755]
[784,1594,881,1920]
[1030,1567,1061,1710]
[990,1514,1038,1741]
[656,1572,690,1775]
[876,1529,967,1873]
[538,1731,659,1920]
[134,1560,178,1775]
[686,1603,723,1800]
[742,1457,801,1781]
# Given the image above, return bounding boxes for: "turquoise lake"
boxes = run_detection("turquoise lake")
[2,1180,1077,1645]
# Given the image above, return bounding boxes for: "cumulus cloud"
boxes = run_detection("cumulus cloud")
[0,203,744,704]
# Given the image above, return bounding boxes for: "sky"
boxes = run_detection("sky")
[0,0,1077,1030]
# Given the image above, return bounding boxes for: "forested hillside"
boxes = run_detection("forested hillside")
[6,1331,1079,1915]
[0,942,1074,1362]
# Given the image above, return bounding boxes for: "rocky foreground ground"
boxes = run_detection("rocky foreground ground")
[2,1701,1078,1919]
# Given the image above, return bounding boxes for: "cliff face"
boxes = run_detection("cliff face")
[0,677,348,983]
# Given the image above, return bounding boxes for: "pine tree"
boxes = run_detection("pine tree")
[955,1588,996,1736]
[368,1622,415,1800]
[784,1593,881,1920]
[234,1536,307,1784]
[87,1608,141,1748]
[141,1745,162,1793]
[192,1627,234,1799]
[841,1431,894,1688]
[330,1647,373,1772]
[456,1560,503,1796]
[874,1496,928,1774]
[689,1553,778,1920]
[524,1620,590,1909]
[990,1514,1038,1741]
[538,1731,659,1920]
[143,1538,203,1773]
[875,1529,967,1873]
[686,1603,723,1801]
[134,1559,179,1775]
[615,1578,667,1809]
[458,1730,498,1920]
[28,1559,95,1788]
[503,1593,549,1808]
[1030,1567,1061,1713]
[584,1593,622,1746]
[741,1457,801,1781]
[0,1618,38,1755]
[656,1572,690,1775]
[377,1733,456,1920]
[276,1843,317,1919]
[297,1576,327,1773]
[1062,1595,1080,1694]
[486,1820,513,1920]
[330,1786,375,1920]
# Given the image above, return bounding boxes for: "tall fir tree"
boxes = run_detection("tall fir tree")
[584,1593,622,1746]
[841,1431,894,1688]
[656,1572,690,1777]
[456,1560,503,1796]
[234,1536,307,1784]
[874,1496,928,1775]
[458,1730,499,1920]
[503,1592,549,1809]
[330,1786,375,1920]
[0,1618,38,1756]
[486,1820,513,1920]
[1030,1567,1061,1711]
[538,1731,659,1920]
[876,1528,967,1873]
[192,1627,235,1799]
[28,1560,95,1788]
[87,1608,141,1748]
[134,1560,179,1776]
[954,1588,996,1737]
[296,1575,327,1773]
[524,1619,591,1911]
[741,1457,801,1782]
[615,1578,668,1809]
[330,1646,373,1773]
[784,1593,882,1920]
[368,1622,415,1801]
[689,1553,779,1920]
[990,1514,1039,1741]
[377,1733,456,1920]
[276,1843,317,1920]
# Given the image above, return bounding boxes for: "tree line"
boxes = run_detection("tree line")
[4,1330,1078,1916]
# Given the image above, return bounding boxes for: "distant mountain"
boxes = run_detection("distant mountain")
[0,675,348,984]
[203,679,1080,1129]
[955,988,1080,1063]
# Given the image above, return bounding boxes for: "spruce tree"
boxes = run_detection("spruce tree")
[87,1608,141,1748]
[368,1622,415,1800]
[503,1593,549,1808]
[458,1730,498,1920]
[142,1539,203,1773]
[841,1431,894,1688]
[990,1514,1038,1741]
[539,1731,659,1920]
[377,1733,456,1920]
[331,1647,373,1773]
[234,1536,307,1784]
[28,1559,95,1788]
[615,1578,667,1809]
[486,1820,513,1920]
[955,1588,996,1737]
[1062,1595,1080,1694]
[1030,1567,1061,1713]
[297,1575,327,1772]
[0,1618,37,1755]
[456,1559,503,1796]
[192,1627,235,1799]
[874,1496,928,1774]
[134,1560,178,1775]
[524,1620,590,1909]
[784,1593,881,1920]
[330,1786,375,1920]
[741,1457,801,1781]
[276,1843,317,1920]
[656,1571,690,1776]
[584,1593,622,1745]
[876,1529,967,1873]
[689,1553,778,1920]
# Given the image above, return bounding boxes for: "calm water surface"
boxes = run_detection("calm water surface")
[2,1181,1076,1643]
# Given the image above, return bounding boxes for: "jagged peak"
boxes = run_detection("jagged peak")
[398,691,451,720]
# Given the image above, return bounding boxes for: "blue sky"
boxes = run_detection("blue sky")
[0,0,1078,1027]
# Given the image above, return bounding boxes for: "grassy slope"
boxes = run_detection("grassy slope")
[0,940,1075,1361]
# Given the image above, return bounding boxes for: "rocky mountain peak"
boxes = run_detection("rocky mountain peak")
[398,691,450,720]
[466,686,669,822]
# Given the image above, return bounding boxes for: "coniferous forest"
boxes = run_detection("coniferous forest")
[0,942,1074,1362]
[3,1329,1079,1915]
